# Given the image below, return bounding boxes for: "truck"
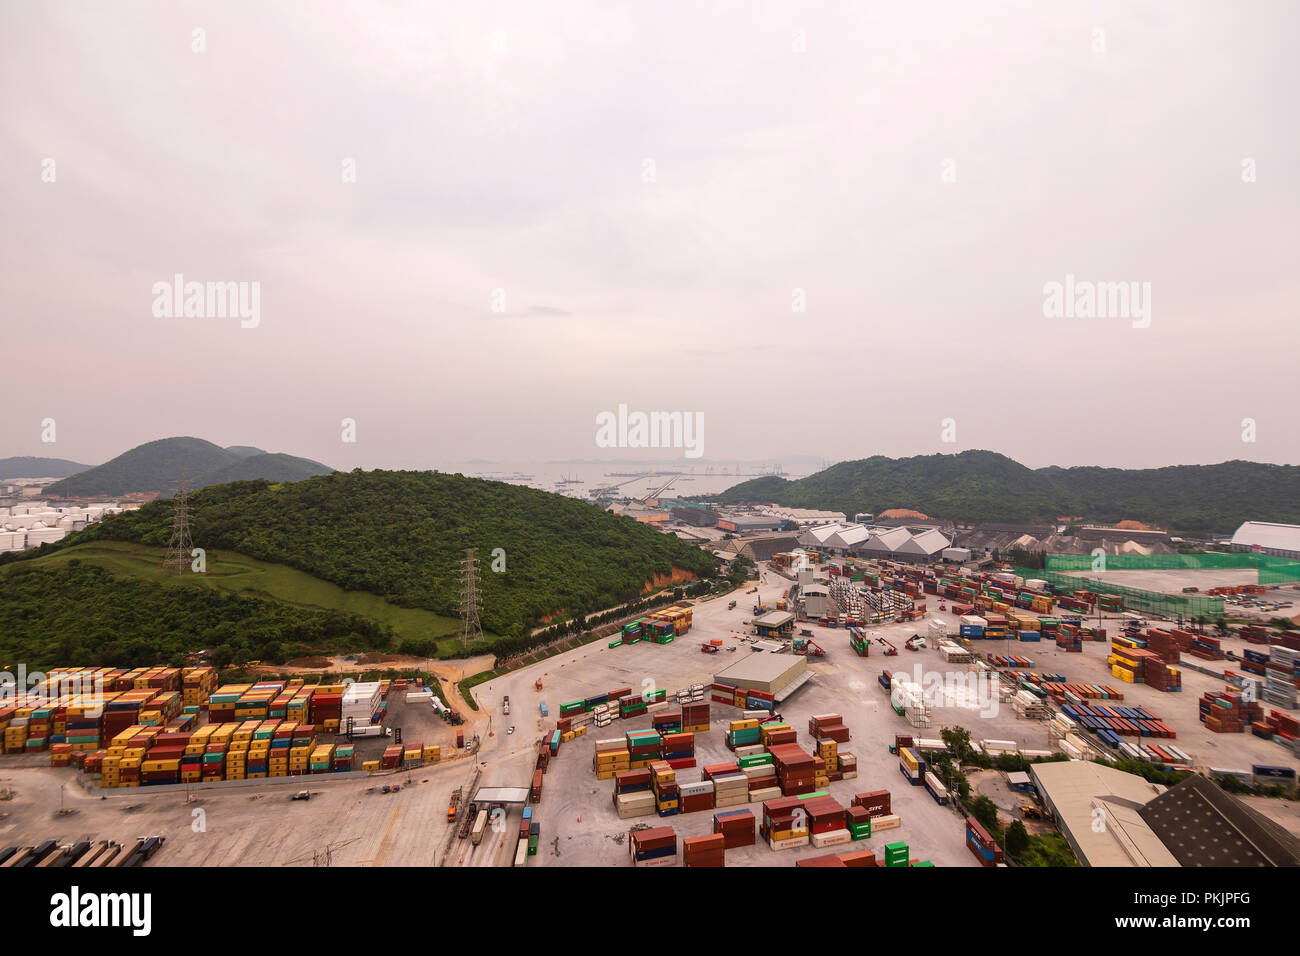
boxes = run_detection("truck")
[447,787,462,822]
[503,695,510,716]
[470,809,489,846]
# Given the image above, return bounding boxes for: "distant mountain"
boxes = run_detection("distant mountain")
[0,456,91,480]
[198,452,332,486]
[42,437,332,497]
[224,445,267,459]
[712,450,1300,535]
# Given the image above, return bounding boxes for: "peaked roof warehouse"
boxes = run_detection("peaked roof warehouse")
[797,523,847,548]
[896,527,951,556]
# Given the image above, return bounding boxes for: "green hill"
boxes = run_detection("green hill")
[0,456,91,479]
[43,437,332,497]
[1,540,463,663]
[197,452,333,486]
[0,560,394,669]
[42,469,718,636]
[714,451,1300,534]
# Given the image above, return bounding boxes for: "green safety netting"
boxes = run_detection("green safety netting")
[1017,567,1226,619]
[1045,551,1300,586]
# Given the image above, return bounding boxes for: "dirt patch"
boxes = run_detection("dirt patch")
[253,653,437,675]
[284,656,332,668]
[878,508,930,519]
[1113,519,1156,531]
[355,652,399,664]
[641,566,697,593]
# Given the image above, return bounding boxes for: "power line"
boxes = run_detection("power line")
[162,473,194,574]
[457,548,484,651]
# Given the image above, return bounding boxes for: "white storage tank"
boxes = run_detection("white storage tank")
[25,524,67,545]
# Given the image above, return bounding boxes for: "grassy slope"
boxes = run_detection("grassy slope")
[10,541,471,655]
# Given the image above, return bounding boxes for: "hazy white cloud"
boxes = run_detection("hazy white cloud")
[2,1,1297,470]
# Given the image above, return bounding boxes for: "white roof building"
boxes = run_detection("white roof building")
[896,527,952,557]
[797,523,849,548]
[826,524,872,550]
[863,527,912,552]
[762,507,848,524]
[1230,521,1300,558]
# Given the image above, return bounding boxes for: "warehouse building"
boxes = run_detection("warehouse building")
[825,524,872,553]
[724,534,800,562]
[855,527,912,560]
[799,583,831,619]
[1138,775,1300,867]
[751,610,796,638]
[1076,526,1173,547]
[893,527,952,562]
[1029,761,1177,867]
[714,651,809,700]
[762,506,848,525]
[671,505,719,527]
[797,523,850,549]
[1230,521,1300,560]
[716,513,783,534]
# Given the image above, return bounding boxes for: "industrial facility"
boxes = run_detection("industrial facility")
[795,521,953,564]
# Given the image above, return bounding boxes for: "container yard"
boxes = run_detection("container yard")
[1,559,1296,868]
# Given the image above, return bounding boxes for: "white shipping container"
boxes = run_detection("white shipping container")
[981,739,1018,753]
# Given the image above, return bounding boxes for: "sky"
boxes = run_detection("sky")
[2,1,1297,472]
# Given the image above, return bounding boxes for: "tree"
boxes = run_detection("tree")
[1005,820,1029,858]
[970,795,1001,837]
[941,726,975,764]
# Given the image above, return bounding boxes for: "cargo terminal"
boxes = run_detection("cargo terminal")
[2,549,1298,868]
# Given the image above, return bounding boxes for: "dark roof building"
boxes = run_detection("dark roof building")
[974,522,1056,538]
[727,534,800,562]
[1138,775,1300,867]
[671,505,719,527]
[871,517,956,531]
